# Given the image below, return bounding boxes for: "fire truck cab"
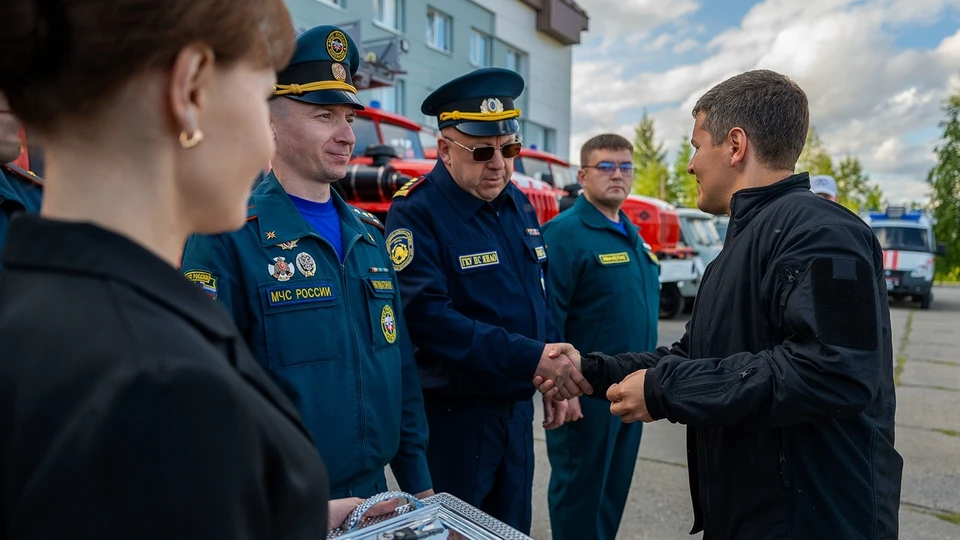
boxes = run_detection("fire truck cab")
[862,207,947,309]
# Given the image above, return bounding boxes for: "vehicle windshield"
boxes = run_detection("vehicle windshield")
[352,117,380,158]
[552,164,574,188]
[685,218,722,246]
[872,226,930,252]
[351,117,426,159]
[518,157,552,183]
[380,122,425,159]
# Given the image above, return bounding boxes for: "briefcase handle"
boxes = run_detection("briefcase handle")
[343,490,426,532]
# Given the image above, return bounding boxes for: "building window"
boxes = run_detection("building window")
[524,121,555,153]
[506,47,526,76]
[364,80,405,115]
[470,30,489,67]
[426,8,452,52]
[375,0,403,31]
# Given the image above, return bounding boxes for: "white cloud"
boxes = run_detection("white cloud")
[575,0,701,52]
[569,0,960,203]
[673,38,699,53]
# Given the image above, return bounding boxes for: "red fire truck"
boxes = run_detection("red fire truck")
[341,107,696,318]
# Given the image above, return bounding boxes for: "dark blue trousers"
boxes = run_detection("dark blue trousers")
[423,395,534,534]
[545,394,643,540]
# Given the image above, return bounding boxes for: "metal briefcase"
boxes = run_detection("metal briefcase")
[327,491,533,540]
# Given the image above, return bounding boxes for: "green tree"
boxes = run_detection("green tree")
[834,156,885,212]
[632,112,669,198]
[668,138,699,207]
[927,90,960,280]
[796,126,836,177]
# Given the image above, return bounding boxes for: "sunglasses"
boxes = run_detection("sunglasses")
[444,136,523,162]
[583,161,635,175]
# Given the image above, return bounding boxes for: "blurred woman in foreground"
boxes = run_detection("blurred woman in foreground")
[0,0,367,536]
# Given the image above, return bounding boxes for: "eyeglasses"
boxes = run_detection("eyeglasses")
[582,161,635,175]
[444,136,523,162]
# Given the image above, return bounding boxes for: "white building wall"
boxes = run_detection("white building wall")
[473,0,573,161]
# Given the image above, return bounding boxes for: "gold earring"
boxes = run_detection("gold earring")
[179,129,204,148]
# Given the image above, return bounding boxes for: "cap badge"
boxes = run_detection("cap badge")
[326,30,348,62]
[480,97,504,115]
[331,63,347,82]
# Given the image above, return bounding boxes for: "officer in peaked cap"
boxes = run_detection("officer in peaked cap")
[385,67,589,534]
[181,25,433,504]
[273,24,364,109]
[421,66,525,137]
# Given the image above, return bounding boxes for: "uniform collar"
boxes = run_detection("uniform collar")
[1,214,238,340]
[574,194,638,239]
[0,165,34,205]
[251,170,371,247]
[728,172,810,236]
[431,160,519,221]
[0,166,19,203]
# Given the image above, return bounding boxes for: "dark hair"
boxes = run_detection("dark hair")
[580,133,632,165]
[692,69,809,171]
[0,0,296,132]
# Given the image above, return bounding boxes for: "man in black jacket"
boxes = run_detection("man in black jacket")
[536,69,902,539]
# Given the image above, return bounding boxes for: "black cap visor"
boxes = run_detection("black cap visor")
[285,89,365,110]
[453,119,520,137]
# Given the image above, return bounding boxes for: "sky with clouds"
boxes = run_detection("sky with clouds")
[569,0,960,204]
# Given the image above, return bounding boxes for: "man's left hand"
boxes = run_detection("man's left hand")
[543,395,568,430]
[607,369,653,423]
[413,489,435,500]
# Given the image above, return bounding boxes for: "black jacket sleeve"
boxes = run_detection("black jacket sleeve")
[643,223,886,427]
[581,323,692,398]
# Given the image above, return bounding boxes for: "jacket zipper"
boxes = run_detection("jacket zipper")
[778,428,791,487]
[674,366,757,398]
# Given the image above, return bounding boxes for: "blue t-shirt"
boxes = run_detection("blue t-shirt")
[289,194,343,261]
[608,217,628,236]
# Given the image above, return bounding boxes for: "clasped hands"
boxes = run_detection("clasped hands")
[533,344,653,423]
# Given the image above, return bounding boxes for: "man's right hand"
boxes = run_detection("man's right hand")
[534,343,593,400]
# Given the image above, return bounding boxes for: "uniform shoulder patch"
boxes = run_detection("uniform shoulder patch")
[352,207,384,230]
[393,176,426,198]
[183,269,218,299]
[386,228,414,271]
[3,163,44,187]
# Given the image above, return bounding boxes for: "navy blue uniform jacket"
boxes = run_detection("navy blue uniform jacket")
[384,161,561,403]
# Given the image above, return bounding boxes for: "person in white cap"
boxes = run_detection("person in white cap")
[810,174,838,202]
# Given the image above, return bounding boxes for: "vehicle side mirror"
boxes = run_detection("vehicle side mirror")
[937,241,947,257]
[540,172,555,186]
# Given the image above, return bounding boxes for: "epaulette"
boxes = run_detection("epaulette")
[393,176,425,198]
[245,205,258,222]
[352,206,384,230]
[3,163,44,188]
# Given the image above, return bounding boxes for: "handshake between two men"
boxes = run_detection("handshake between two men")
[533,344,654,424]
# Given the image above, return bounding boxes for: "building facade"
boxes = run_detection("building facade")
[283,0,587,160]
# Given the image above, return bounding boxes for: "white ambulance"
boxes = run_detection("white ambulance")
[861,207,947,309]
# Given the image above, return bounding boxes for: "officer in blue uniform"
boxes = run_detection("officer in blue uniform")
[179,25,432,500]
[1,95,43,267]
[542,134,660,540]
[384,67,581,534]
